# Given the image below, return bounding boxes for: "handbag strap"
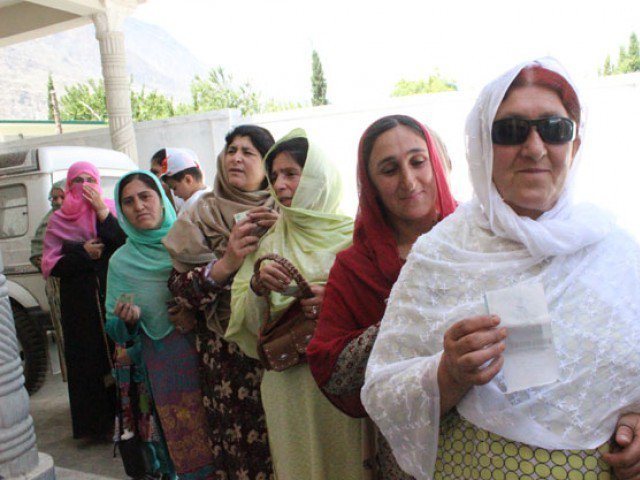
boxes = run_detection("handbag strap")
[253,253,314,299]
[94,280,114,371]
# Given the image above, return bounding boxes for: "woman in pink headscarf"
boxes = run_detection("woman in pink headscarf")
[42,161,126,439]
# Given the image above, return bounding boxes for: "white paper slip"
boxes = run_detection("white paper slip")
[484,282,560,394]
[234,211,249,224]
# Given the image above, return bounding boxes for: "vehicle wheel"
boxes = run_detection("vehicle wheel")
[13,306,48,395]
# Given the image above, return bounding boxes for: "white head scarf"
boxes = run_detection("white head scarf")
[466,56,612,258]
[361,58,640,480]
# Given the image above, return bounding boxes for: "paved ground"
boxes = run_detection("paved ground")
[29,368,127,479]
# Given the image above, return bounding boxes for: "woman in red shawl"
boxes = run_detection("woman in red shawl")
[42,161,126,439]
[307,115,457,478]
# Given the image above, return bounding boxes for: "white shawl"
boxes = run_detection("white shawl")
[361,57,640,480]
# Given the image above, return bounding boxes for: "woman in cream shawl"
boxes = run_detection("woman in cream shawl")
[163,125,277,479]
[362,57,640,480]
[227,128,366,480]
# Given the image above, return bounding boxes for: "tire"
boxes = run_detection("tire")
[13,306,48,395]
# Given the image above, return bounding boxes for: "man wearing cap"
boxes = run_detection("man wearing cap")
[160,148,211,215]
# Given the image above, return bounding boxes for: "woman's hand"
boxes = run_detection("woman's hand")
[216,220,260,278]
[82,184,109,221]
[300,284,325,319]
[437,315,506,414]
[114,301,141,325]
[84,238,105,260]
[115,346,132,365]
[254,261,291,294]
[603,413,640,479]
[247,206,278,235]
[167,299,196,334]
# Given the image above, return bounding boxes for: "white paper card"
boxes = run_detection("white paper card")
[484,282,560,393]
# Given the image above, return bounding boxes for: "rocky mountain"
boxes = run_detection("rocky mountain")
[0,17,206,119]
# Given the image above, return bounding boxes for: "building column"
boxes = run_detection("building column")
[0,252,54,479]
[93,1,139,163]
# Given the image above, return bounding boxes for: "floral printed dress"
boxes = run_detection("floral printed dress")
[169,265,273,480]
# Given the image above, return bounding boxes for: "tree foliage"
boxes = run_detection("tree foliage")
[131,87,175,120]
[311,50,328,106]
[392,71,458,97]
[59,79,177,122]
[59,78,107,121]
[47,74,55,121]
[57,66,305,121]
[600,33,640,76]
[189,67,260,116]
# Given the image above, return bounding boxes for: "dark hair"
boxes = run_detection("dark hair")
[164,166,204,183]
[225,125,275,157]
[361,115,426,166]
[150,149,166,166]
[265,137,309,174]
[118,173,162,208]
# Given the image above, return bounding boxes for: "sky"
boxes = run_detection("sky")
[133,0,640,105]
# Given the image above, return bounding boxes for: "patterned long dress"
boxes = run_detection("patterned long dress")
[323,323,414,480]
[169,265,273,480]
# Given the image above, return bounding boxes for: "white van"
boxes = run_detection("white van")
[0,146,136,394]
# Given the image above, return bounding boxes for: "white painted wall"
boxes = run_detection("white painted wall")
[2,75,639,236]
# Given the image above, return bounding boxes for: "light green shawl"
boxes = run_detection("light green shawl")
[226,128,354,358]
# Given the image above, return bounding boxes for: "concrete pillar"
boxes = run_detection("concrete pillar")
[0,252,54,479]
[93,1,139,163]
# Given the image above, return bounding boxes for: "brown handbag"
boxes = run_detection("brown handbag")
[254,253,316,371]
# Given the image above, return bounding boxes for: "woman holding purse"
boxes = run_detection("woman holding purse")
[226,129,366,480]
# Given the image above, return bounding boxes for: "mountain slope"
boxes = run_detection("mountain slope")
[0,17,206,120]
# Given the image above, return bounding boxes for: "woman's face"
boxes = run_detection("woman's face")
[270,151,302,207]
[492,85,580,219]
[224,135,266,192]
[49,188,65,209]
[120,179,163,230]
[368,125,438,230]
[71,173,97,185]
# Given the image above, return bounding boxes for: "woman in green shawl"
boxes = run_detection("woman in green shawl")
[227,129,367,480]
[105,170,216,479]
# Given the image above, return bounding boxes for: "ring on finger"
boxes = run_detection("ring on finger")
[311,306,318,316]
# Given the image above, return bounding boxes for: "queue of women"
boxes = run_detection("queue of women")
[39,57,640,480]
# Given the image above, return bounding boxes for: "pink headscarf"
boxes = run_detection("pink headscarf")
[41,161,117,278]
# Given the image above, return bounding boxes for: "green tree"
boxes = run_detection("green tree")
[261,98,308,113]
[601,55,614,76]
[392,71,457,97]
[190,67,260,116]
[601,33,640,75]
[60,78,178,122]
[628,33,640,71]
[131,87,175,121]
[47,74,55,121]
[311,50,328,106]
[59,78,107,121]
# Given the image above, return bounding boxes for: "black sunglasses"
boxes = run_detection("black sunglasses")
[492,116,576,146]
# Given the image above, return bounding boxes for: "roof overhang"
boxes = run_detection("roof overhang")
[0,0,143,47]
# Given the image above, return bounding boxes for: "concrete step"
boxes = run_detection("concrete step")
[55,466,119,480]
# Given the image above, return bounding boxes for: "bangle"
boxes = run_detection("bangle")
[203,260,224,289]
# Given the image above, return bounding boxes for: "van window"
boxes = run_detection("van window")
[0,184,28,239]
[101,177,119,201]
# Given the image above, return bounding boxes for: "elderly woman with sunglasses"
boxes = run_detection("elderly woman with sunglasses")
[362,57,640,480]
